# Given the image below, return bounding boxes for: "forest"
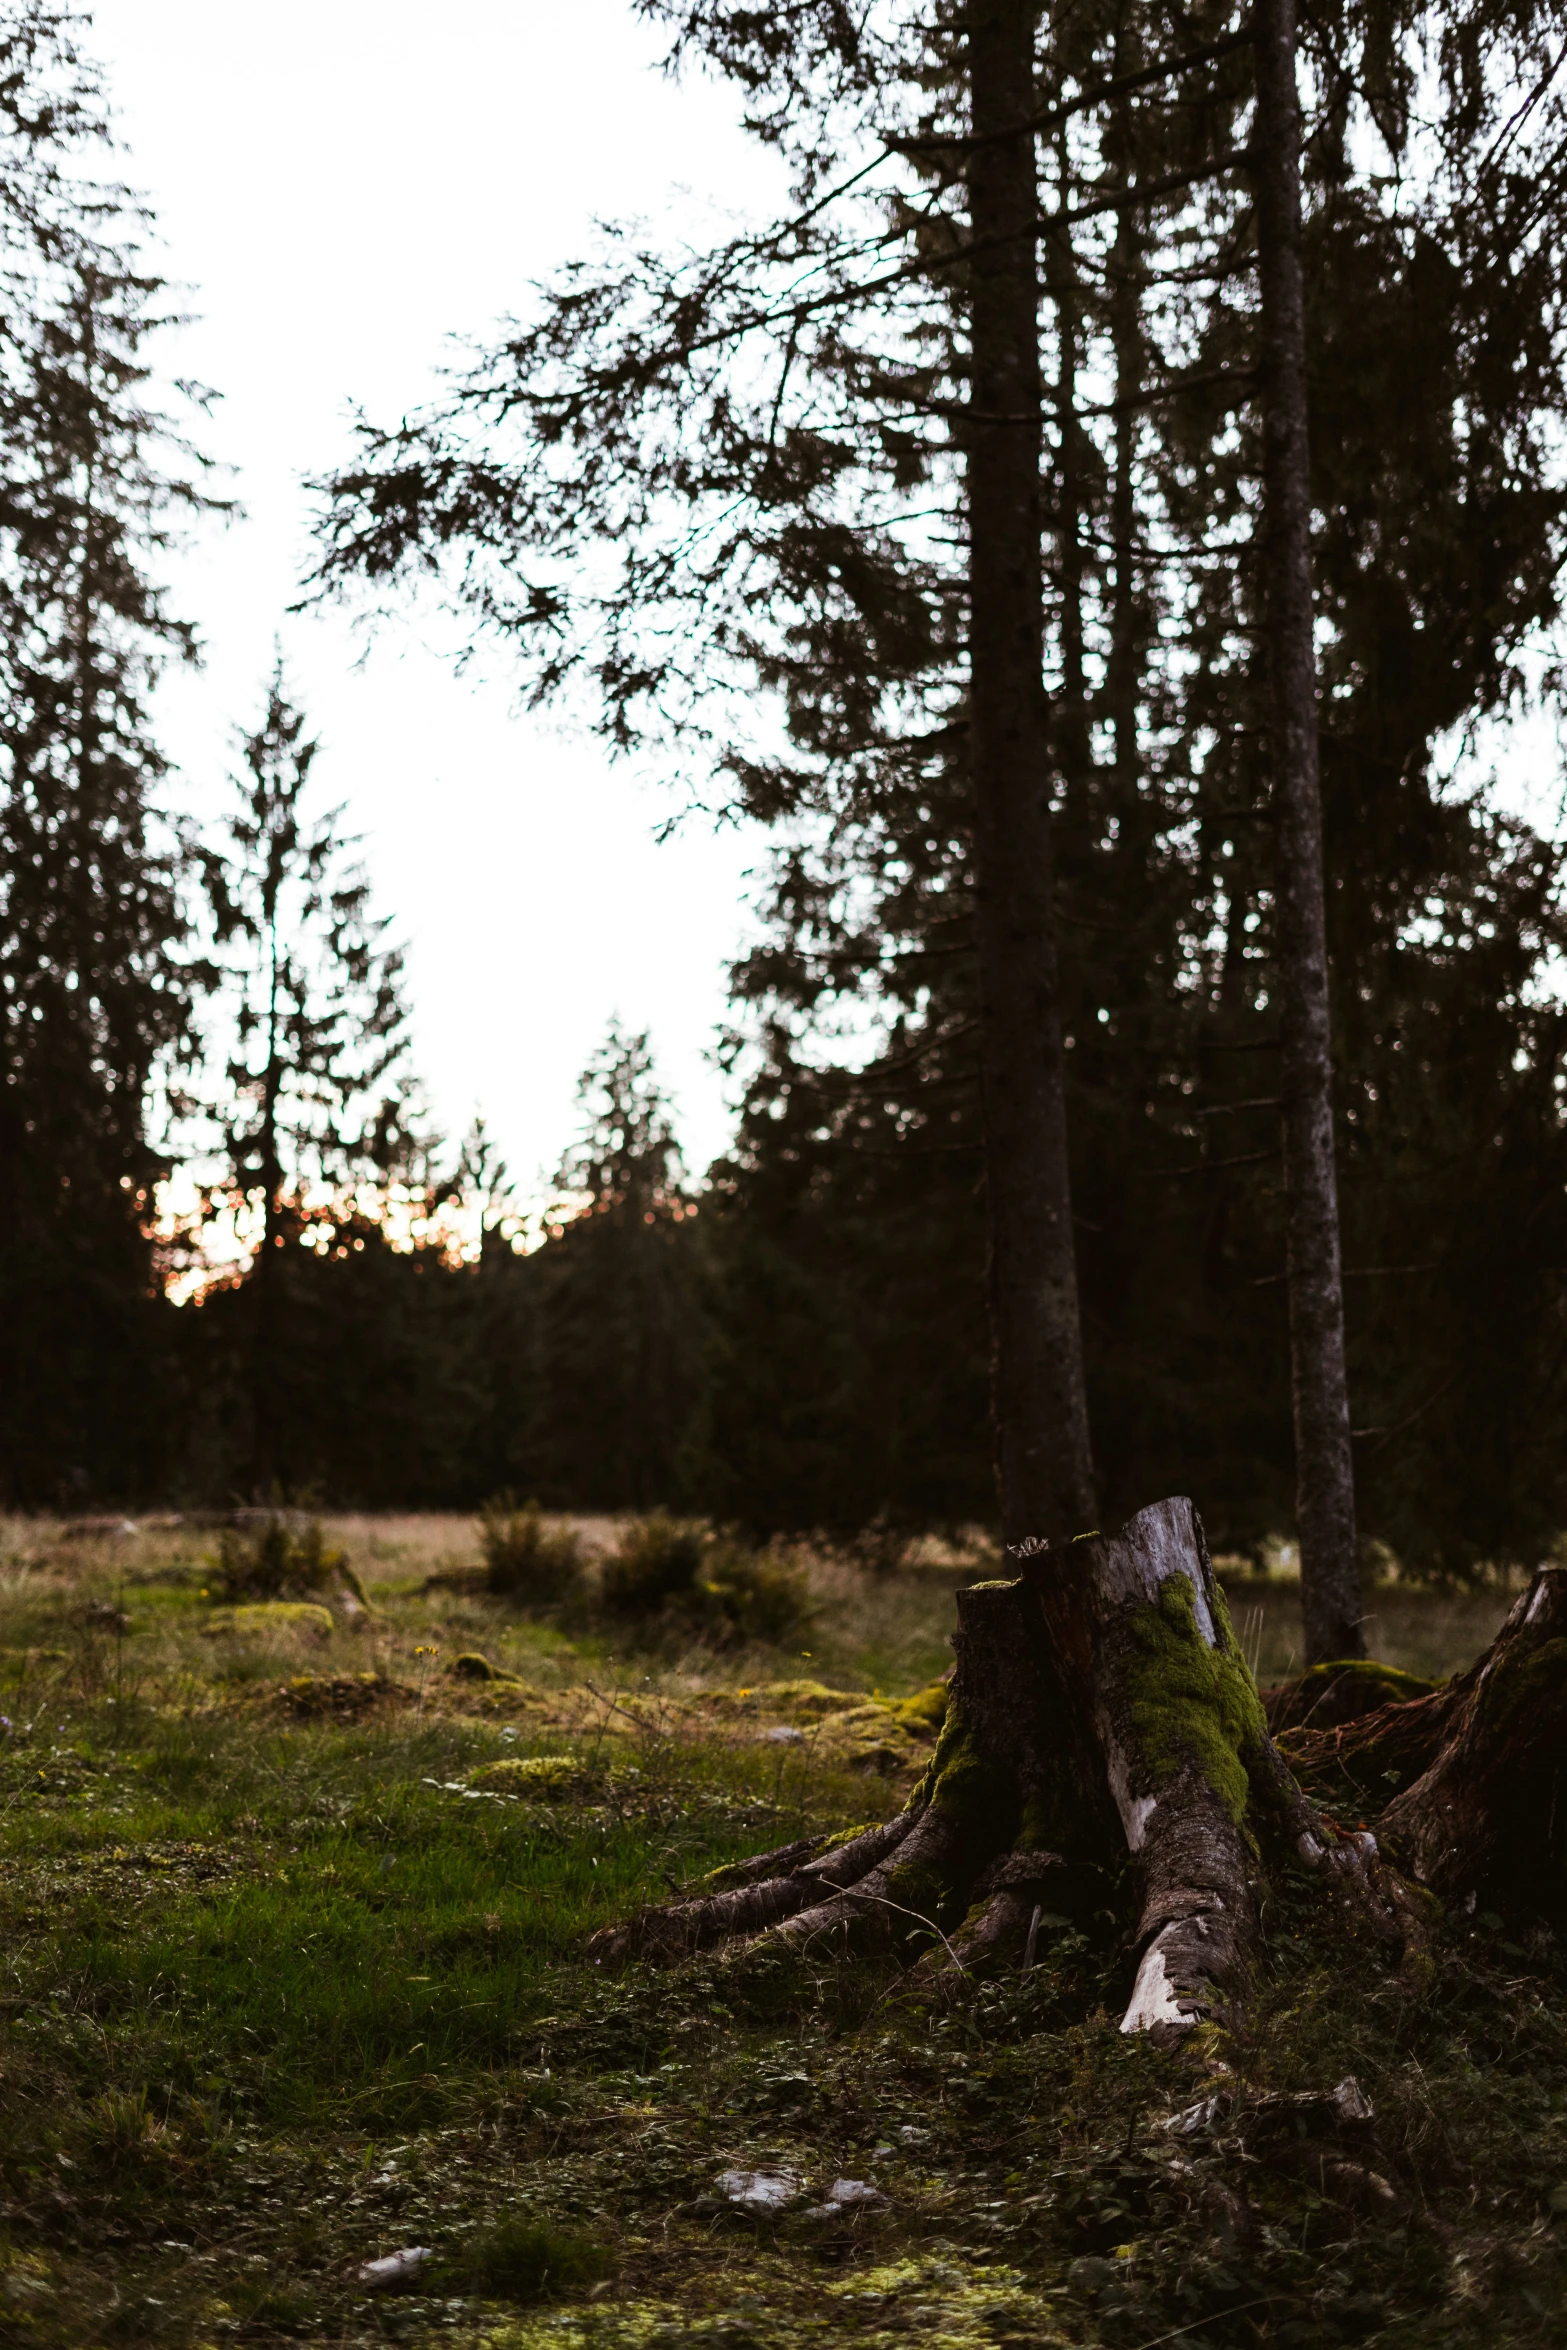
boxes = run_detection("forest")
[7,0,1567,1591]
[7,0,1567,2344]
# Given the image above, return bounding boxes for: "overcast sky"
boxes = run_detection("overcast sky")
[87,1,785,1203]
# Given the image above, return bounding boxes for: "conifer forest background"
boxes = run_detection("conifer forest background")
[7,0,1567,1585]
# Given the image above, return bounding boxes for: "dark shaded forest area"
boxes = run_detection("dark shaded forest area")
[7,0,1567,1588]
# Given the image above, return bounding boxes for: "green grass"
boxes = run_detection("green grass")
[1,1513,1564,2349]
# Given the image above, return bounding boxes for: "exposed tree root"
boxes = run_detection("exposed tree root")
[1378,1564,1567,1905]
[589,1499,1543,2030]
[1265,1658,1442,1732]
[589,1814,918,1965]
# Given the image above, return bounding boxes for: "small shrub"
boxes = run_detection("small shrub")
[458,2214,610,2301]
[698,1542,813,1647]
[601,1515,813,1647]
[212,1514,363,1604]
[599,1512,706,1616]
[480,1497,584,1604]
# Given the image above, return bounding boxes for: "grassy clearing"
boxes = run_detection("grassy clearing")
[0,1514,1562,2348]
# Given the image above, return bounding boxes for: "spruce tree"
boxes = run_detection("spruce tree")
[0,9,214,1502]
[1254,0,1359,1659]
[198,665,420,1491]
[964,0,1095,1541]
[516,1024,706,1510]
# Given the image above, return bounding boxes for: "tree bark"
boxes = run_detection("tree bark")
[964,0,1096,1547]
[1043,133,1091,799]
[1275,1565,1567,1909]
[1251,0,1361,1666]
[592,1496,1395,2032]
[591,1510,1567,2016]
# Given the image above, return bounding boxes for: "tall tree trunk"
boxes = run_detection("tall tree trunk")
[1251,0,1361,1664]
[1105,199,1141,801]
[251,927,285,1497]
[965,0,1095,1546]
[1043,137,1090,801]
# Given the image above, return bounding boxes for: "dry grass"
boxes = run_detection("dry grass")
[1218,1567,1518,1687]
[0,1512,1518,1726]
[0,1510,992,1718]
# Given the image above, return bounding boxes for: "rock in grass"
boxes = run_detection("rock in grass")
[356,2245,434,2291]
[202,1602,334,1640]
[803,2178,888,2218]
[716,2167,802,2215]
[826,2178,886,2206]
[448,1651,520,1683]
[467,1755,578,1796]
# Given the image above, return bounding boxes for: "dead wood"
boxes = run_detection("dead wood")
[1376,1563,1567,1908]
[590,1496,1405,2032]
[1266,1658,1442,1732]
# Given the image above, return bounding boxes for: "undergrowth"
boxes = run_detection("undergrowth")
[0,1524,1560,2348]
[478,1499,585,1604]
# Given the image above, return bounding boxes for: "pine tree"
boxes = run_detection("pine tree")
[0,9,215,1502]
[198,665,421,1491]
[516,1025,706,1510]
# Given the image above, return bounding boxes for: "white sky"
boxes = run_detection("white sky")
[86,0,786,1203]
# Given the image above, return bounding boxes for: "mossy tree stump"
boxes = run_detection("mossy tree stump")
[1282,1562,1567,1908]
[592,1498,1426,2030]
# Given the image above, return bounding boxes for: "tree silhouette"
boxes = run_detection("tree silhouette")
[0,9,217,1503]
[201,664,419,1489]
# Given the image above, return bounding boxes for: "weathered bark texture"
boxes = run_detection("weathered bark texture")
[1371,1566,1567,1905]
[1251,0,1362,1665]
[1014,1498,1390,2028]
[964,0,1096,1546]
[1270,1569,1567,1918]
[591,1497,1395,2034]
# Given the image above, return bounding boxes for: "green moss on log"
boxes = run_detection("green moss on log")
[1268,1657,1442,1731]
[1311,1659,1439,1703]
[819,1819,882,1854]
[1120,1573,1269,1825]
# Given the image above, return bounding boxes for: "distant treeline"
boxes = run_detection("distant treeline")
[22,940,1567,1585]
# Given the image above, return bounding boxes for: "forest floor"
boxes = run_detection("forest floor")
[0,1513,1563,2349]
